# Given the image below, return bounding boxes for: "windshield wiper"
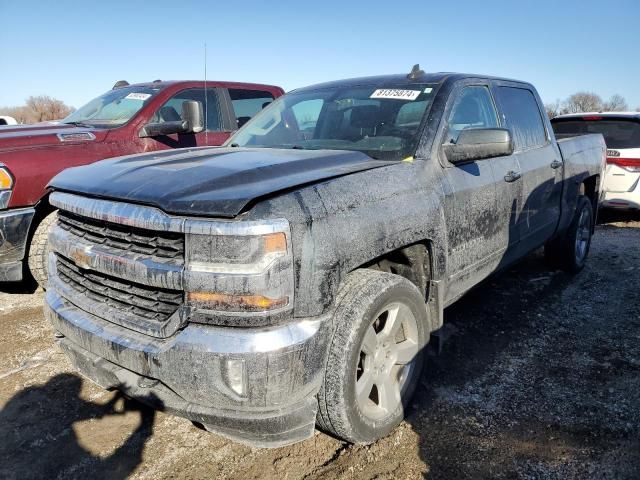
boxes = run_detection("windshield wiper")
[63,121,94,128]
[291,145,305,150]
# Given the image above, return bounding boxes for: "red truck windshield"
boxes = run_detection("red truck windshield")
[62,85,162,128]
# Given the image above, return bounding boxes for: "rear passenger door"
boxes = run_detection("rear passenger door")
[494,84,563,253]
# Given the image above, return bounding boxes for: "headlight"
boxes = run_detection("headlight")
[184,218,294,326]
[0,165,14,209]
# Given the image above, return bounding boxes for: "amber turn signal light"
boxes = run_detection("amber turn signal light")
[263,232,287,254]
[187,292,289,312]
[0,168,13,190]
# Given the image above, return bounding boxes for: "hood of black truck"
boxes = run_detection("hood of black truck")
[49,147,394,217]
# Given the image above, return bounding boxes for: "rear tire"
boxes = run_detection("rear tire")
[27,211,57,290]
[316,269,430,444]
[544,195,593,273]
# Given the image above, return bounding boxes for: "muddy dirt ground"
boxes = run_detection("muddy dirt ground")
[1,214,639,480]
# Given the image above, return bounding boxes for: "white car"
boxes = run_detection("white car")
[0,115,18,126]
[552,112,640,210]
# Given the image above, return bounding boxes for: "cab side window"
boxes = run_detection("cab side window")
[229,89,275,129]
[152,88,222,131]
[444,86,498,144]
[496,86,547,150]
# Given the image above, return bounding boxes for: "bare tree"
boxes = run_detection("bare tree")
[0,96,74,124]
[602,94,628,112]
[0,106,32,123]
[562,92,603,114]
[25,95,74,122]
[545,99,563,119]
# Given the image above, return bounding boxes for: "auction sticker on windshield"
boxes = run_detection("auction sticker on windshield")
[370,89,421,101]
[125,93,152,101]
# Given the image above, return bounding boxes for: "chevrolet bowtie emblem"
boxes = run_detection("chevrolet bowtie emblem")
[71,249,92,269]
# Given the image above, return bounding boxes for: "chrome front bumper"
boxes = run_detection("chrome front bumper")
[44,287,332,447]
[0,207,35,282]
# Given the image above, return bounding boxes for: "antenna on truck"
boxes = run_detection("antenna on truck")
[204,42,209,144]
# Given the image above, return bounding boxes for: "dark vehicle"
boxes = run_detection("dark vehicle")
[45,68,605,447]
[0,80,284,286]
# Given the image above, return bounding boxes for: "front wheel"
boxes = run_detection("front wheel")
[27,211,57,289]
[544,195,594,273]
[316,269,430,444]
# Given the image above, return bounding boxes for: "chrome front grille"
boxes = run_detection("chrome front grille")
[56,253,182,323]
[57,209,184,260]
[48,192,188,338]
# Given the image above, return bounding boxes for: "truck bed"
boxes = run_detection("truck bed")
[556,133,606,233]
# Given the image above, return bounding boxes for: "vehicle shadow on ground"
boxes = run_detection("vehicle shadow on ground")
[597,208,640,224]
[0,373,157,480]
[0,277,38,294]
[406,250,573,478]
[403,222,640,479]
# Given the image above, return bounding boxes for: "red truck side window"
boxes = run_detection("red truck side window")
[229,89,275,128]
[153,88,222,131]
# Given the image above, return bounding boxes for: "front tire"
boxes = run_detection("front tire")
[317,269,430,444]
[27,211,57,290]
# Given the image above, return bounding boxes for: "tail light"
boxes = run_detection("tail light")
[606,157,640,172]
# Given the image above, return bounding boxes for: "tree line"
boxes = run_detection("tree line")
[0,96,75,124]
[545,92,640,119]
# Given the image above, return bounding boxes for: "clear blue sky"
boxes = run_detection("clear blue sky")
[1,0,639,110]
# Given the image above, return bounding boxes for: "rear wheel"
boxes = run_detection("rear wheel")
[27,211,57,290]
[544,195,593,273]
[316,269,429,443]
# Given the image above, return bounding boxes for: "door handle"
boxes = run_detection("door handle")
[550,159,562,169]
[504,171,522,183]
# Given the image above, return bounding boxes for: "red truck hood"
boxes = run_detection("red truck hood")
[0,123,109,152]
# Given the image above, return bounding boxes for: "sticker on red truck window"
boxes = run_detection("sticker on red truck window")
[370,89,421,101]
[125,92,152,101]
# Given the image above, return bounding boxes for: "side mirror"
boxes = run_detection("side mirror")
[181,100,204,133]
[139,100,204,138]
[444,128,514,164]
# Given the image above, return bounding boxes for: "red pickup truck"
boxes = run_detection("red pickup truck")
[0,80,284,287]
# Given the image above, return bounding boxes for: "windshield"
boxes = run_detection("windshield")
[227,84,437,160]
[553,119,640,149]
[62,85,162,127]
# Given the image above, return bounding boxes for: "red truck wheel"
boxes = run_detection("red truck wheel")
[27,211,57,290]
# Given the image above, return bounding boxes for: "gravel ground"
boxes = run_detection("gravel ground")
[1,215,639,480]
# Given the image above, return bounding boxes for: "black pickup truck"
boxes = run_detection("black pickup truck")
[44,67,605,448]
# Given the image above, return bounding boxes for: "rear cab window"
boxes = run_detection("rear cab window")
[496,86,547,151]
[229,88,275,128]
[552,118,640,150]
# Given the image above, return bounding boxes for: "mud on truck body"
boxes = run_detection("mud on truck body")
[44,69,605,447]
[0,80,283,286]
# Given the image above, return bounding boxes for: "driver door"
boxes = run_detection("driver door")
[440,83,520,302]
